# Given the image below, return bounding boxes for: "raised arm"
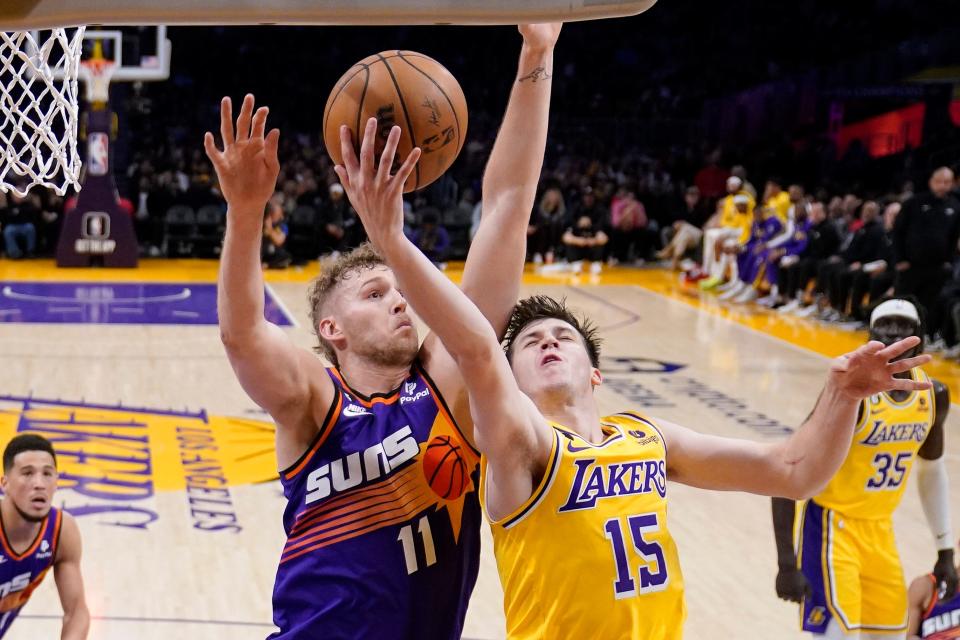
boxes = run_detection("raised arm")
[205,95,332,466]
[460,24,561,337]
[661,338,930,499]
[335,120,553,509]
[54,514,89,640]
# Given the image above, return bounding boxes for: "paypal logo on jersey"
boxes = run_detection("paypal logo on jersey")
[35,539,52,560]
[400,381,429,405]
[558,457,666,512]
[304,426,420,505]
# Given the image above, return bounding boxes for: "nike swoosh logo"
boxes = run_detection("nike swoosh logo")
[566,442,593,453]
[342,407,372,417]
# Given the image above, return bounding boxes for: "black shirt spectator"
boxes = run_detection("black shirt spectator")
[893,167,960,338]
[893,189,960,268]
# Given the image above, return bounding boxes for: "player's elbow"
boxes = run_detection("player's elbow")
[780,473,824,501]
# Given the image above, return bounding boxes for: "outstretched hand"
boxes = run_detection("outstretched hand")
[333,118,421,249]
[203,94,280,213]
[518,23,562,50]
[828,337,931,400]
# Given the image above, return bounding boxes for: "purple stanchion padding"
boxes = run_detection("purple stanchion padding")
[56,109,139,268]
[0,282,293,326]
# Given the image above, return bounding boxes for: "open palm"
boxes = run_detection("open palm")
[828,337,931,399]
[203,94,280,211]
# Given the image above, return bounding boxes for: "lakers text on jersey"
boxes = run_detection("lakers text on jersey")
[481,411,685,640]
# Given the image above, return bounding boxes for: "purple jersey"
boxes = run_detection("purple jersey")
[782,219,812,255]
[0,505,61,637]
[271,363,481,640]
[921,574,960,638]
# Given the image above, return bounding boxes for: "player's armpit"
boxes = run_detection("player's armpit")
[478,392,553,522]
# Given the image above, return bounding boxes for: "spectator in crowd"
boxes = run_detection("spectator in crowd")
[261,197,291,269]
[892,167,960,347]
[317,183,347,257]
[844,200,899,324]
[608,188,649,264]
[408,210,451,267]
[561,214,609,274]
[528,187,567,265]
[2,188,41,259]
[657,185,708,270]
[693,149,729,202]
[730,165,757,200]
[797,200,885,321]
[778,201,842,313]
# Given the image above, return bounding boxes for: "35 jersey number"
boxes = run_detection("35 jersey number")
[866,452,910,490]
[604,513,669,599]
[397,515,437,575]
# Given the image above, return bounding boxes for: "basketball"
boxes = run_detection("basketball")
[422,435,470,500]
[322,50,468,193]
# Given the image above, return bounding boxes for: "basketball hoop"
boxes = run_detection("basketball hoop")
[0,28,84,197]
[79,55,116,105]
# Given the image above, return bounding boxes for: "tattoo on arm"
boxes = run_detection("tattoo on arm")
[518,66,552,83]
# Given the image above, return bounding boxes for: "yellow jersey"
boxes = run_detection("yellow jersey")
[814,369,934,519]
[720,190,755,244]
[480,412,685,639]
[764,190,792,224]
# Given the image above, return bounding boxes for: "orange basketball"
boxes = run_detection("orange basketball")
[323,50,468,193]
[422,435,469,500]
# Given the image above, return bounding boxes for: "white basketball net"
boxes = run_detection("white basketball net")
[0,28,85,197]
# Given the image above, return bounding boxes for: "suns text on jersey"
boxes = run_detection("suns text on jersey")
[558,457,666,512]
[861,421,927,446]
[304,425,419,505]
[922,608,960,636]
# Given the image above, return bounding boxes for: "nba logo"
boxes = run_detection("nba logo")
[88,132,109,176]
[81,212,110,239]
[404,381,417,395]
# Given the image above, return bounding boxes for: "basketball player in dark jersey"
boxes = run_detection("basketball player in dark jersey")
[205,25,562,640]
[0,434,88,638]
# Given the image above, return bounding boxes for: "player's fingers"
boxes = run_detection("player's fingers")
[889,377,933,392]
[377,126,401,183]
[264,129,281,174]
[876,335,921,361]
[333,165,351,191]
[251,106,269,141]
[394,147,421,191]
[339,125,360,176]
[235,93,255,142]
[203,133,224,170]
[220,97,233,146]
[887,354,931,374]
[359,117,378,175]
[856,340,886,357]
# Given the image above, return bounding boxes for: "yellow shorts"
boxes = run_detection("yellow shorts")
[798,500,907,634]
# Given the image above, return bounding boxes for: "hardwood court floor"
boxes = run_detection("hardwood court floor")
[1,258,958,639]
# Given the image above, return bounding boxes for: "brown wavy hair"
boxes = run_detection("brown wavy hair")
[502,295,602,368]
